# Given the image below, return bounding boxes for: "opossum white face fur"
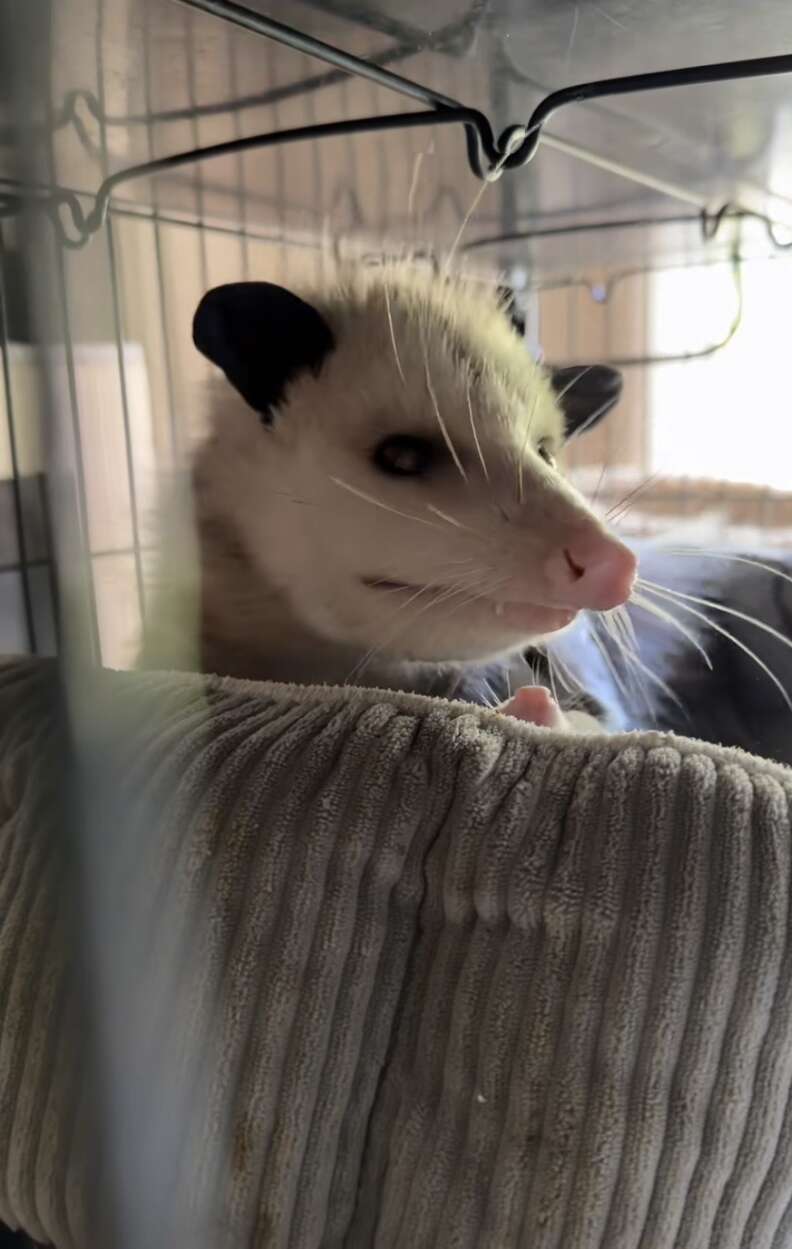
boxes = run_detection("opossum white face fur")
[187,265,636,685]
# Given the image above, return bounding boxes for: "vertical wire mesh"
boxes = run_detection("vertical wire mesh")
[142,1,180,465]
[1,7,134,1243]
[226,22,251,282]
[50,240,102,663]
[92,0,145,625]
[41,5,102,664]
[0,224,36,652]
[105,216,147,619]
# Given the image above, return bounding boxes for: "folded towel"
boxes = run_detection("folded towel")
[1,656,791,1248]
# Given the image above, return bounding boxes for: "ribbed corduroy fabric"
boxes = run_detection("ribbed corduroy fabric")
[2,656,792,1249]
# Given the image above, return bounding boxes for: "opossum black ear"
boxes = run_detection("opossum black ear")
[549,365,623,438]
[192,282,335,421]
[496,284,527,338]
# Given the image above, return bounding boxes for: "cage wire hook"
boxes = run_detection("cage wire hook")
[529,243,748,304]
[501,52,792,171]
[696,200,791,250]
[459,200,792,269]
[588,241,745,370]
[37,106,505,249]
[517,230,745,369]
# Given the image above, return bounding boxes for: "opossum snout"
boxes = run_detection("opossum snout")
[544,528,637,611]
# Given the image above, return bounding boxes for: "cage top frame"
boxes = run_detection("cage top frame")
[1,0,792,250]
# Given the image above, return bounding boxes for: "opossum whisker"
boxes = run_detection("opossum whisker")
[596,607,638,690]
[621,640,687,716]
[591,3,628,30]
[524,653,539,686]
[531,636,579,699]
[383,282,406,387]
[597,605,623,648]
[466,375,490,483]
[544,645,580,698]
[351,566,498,672]
[609,604,659,707]
[348,576,483,685]
[478,675,501,710]
[597,607,634,699]
[661,548,792,589]
[425,503,485,536]
[427,569,512,621]
[555,366,594,405]
[437,567,510,605]
[601,604,639,665]
[629,590,713,670]
[416,564,493,594]
[329,475,449,532]
[637,580,792,712]
[545,646,560,705]
[593,607,650,708]
[589,618,644,709]
[611,603,640,654]
[606,473,661,522]
[348,572,508,685]
[590,464,607,510]
[564,3,580,72]
[601,620,684,717]
[538,646,595,714]
[434,564,494,591]
[431,574,512,628]
[346,581,440,685]
[639,577,792,661]
[445,179,491,273]
[566,394,623,445]
[407,141,433,223]
[608,611,652,679]
[274,489,479,537]
[517,388,543,505]
[610,605,653,703]
[422,331,468,484]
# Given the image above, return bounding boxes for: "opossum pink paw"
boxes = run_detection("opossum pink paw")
[498,685,567,729]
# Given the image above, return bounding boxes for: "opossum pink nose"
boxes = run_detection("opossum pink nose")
[547,532,637,610]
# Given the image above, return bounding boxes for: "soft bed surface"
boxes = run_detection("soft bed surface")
[1,656,792,1249]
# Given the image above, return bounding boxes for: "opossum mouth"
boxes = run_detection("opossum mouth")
[363,578,428,594]
[363,578,413,590]
[361,578,578,633]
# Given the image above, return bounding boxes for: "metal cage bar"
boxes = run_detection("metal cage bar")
[51,240,103,661]
[141,6,182,463]
[0,225,37,652]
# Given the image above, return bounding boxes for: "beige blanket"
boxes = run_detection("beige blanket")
[2,655,792,1249]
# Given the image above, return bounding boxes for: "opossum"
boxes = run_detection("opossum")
[139,265,636,733]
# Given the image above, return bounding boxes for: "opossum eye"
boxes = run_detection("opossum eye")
[374,434,435,477]
[537,440,556,467]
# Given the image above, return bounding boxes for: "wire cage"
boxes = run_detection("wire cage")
[3,4,792,1248]
[2,0,792,673]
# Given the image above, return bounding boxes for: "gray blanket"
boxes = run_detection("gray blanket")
[2,656,792,1248]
